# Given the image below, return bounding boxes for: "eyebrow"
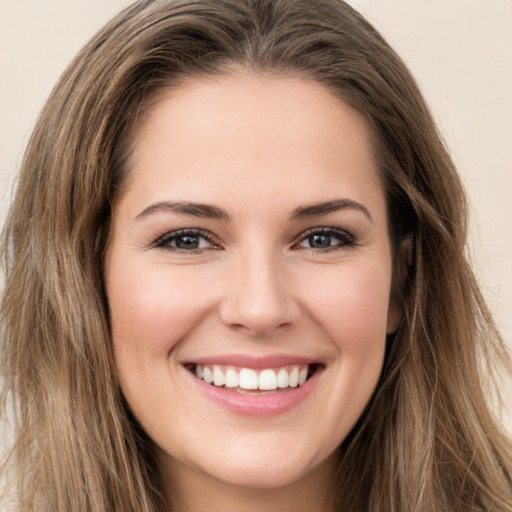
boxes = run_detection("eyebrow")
[135,198,372,223]
[135,201,230,221]
[290,199,373,222]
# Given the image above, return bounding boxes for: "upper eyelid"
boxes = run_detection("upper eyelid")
[295,226,355,241]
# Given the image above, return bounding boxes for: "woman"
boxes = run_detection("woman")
[1,0,511,510]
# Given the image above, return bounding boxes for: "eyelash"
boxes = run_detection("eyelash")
[152,227,356,253]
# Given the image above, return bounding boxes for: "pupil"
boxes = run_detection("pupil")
[310,234,331,248]
[176,235,199,249]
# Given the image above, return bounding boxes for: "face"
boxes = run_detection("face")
[105,74,399,493]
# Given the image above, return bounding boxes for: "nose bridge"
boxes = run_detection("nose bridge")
[219,244,299,335]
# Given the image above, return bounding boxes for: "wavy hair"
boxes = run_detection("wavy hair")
[1,0,511,510]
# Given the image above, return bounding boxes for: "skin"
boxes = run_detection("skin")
[104,73,400,512]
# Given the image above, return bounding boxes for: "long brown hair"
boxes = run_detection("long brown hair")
[1,1,511,510]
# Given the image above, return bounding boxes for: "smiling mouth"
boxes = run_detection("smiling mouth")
[186,364,320,394]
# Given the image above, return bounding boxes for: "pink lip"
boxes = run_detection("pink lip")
[184,361,323,417]
[183,353,318,370]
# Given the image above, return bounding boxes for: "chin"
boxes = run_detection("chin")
[198,459,313,489]
[168,437,335,492]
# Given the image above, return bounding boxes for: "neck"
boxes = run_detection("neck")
[159,452,338,512]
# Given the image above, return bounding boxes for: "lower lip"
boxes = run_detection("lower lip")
[187,368,322,417]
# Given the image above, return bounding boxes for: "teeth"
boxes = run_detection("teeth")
[212,365,225,386]
[277,368,289,388]
[299,367,308,386]
[193,364,312,391]
[239,368,259,390]
[288,367,299,388]
[202,366,213,384]
[259,369,277,390]
[224,368,239,388]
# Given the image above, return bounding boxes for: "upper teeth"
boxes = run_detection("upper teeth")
[194,364,309,391]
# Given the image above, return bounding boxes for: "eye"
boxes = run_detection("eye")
[294,227,356,251]
[153,229,220,252]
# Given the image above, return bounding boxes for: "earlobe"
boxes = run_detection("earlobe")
[386,233,414,335]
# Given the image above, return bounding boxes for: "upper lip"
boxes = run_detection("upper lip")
[181,354,322,370]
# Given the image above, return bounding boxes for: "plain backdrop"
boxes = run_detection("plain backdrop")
[0,1,511,429]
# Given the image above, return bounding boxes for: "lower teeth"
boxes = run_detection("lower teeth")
[233,388,281,395]
[207,382,302,394]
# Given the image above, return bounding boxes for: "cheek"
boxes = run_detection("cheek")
[304,262,392,348]
[305,263,389,399]
[106,262,213,378]
[307,264,391,428]
[105,261,217,436]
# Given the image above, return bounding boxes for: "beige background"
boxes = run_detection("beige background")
[0,1,511,429]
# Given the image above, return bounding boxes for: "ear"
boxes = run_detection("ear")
[386,234,414,335]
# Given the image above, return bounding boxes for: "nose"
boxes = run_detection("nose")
[219,249,301,336]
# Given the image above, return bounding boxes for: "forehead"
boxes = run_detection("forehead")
[121,73,385,220]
